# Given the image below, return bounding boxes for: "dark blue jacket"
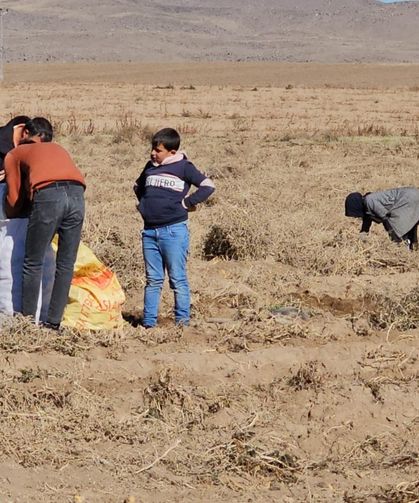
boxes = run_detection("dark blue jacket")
[134,156,214,229]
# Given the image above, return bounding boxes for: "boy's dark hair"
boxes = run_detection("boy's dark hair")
[7,116,31,128]
[25,117,53,142]
[0,115,31,155]
[151,128,180,151]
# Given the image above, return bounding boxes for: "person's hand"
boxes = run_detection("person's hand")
[182,199,196,212]
[359,231,369,242]
[0,170,5,182]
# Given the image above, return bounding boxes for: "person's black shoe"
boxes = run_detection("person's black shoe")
[40,321,61,331]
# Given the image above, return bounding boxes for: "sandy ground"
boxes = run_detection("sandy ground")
[0,63,417,502]
[5,62,419,88]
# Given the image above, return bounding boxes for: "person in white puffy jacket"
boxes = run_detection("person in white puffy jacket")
[0,116,55,321]
[0,115,29,182]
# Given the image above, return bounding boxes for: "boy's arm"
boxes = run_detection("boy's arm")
[133,169,147,202]
[182,162,215,209]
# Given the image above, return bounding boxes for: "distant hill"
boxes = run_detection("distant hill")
[0,0,418,63]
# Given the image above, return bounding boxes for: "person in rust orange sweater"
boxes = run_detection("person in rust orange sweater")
[4,117,86,330]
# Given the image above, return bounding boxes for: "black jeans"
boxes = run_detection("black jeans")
[22,183,85,325]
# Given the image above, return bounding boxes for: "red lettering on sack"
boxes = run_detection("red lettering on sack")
[72,268,114,289]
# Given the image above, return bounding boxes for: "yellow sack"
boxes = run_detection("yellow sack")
[52,238,125,331]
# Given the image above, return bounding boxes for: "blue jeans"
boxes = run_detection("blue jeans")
[22,183,85,325]
[142,222,190,327]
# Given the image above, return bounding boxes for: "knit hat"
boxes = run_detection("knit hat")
[345,192,364,218]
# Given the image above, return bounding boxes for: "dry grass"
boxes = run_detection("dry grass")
[0,314,128,357]
[286,361,326,391]
[369,287,419,330]
[203,433,301,485]
[344,480,419,502]
[0,67,418,501]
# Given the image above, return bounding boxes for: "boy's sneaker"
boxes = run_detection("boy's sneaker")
[176,320,189,327]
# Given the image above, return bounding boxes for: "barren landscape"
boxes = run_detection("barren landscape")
[0,63,417,502]
[1,0,419,63]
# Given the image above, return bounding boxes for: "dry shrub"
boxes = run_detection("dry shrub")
[362,378,384,403]
[341,431,418,472]
[286,361,326,391]
[207,440,299,483]
[344,480,419,503]
[96,113,154,145]
[143,369,189,419]
[152,384,306,487]
[357,347,418,388]
[202,225,239,260]
[191,289,258,321]
[350,122,393,137]
[53,112,155,143]
[141,371,256,438]
[204,423,301,485]
[0,314,126,357]
[372,480,419,502]
[16,367,49,384]
[209,164,240,180]
[0,379,149,470]
[202,205,274,260]
[111,114,142,144]
[308,121,394,142]
[0,315,52,353]
[176,123,199,135]
[135,324,185,346]
[356,124,392,137]
[213,310,310,352]
[265,121,404,144]
[277,227,419,276]
[54,113,95,137]
[153,83,174,90]
[196,108,211,119]
[142,369,208,428]
[368,286,419,330]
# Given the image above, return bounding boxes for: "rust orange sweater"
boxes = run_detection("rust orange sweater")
[4,142,85,217]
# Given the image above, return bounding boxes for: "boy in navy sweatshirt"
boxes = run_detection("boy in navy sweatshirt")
[134,128,215,328]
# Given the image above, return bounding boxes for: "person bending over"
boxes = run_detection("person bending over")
[134,127,215,328]
[0,115,30,180]
[4,117,86,329]
[345,187,419,250]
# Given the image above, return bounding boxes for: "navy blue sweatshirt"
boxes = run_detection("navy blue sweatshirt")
[134,155,214,229]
